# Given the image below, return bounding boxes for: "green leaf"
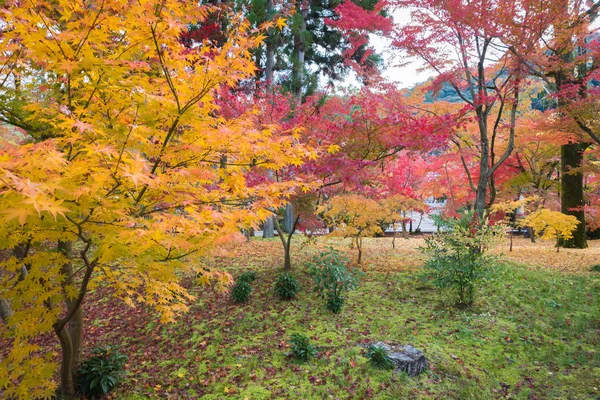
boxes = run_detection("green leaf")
[90,376,100,389]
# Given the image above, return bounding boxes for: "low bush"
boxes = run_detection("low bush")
[76,345,127,399]
[237,271,257,283]
[307,247,360,314]
[325,294,345,314]
[288,333,317,362]
[231,280,252,303]
[421,212,502,306]
[274,273,300,300]
[590,264,600,273]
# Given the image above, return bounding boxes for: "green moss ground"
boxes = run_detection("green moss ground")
[108,238,599,399]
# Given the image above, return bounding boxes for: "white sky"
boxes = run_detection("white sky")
[372,8,600,89]
[336,9,435,90]
[370,34,434,88]
[375,9,436,88]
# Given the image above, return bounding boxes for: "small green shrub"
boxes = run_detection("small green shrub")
[366,344,394,370]
[288,333,317,362]
[231,280,252,303]
[76,345,127,399]
[307,247,360,314]
[237,271,257,283]
[326,293,344,314]
[547,299,562,308]
[590,264,600,273]
[420,212,502,306]
[274,273,300,300]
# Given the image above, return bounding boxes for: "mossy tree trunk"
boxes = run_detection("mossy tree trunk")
[560,142,588,248]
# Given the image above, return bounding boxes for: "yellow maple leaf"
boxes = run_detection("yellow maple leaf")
[58,59,76,73]
[275,17,287,30]
[196,273,211,286]
[327,144,340,154]
[0,208,34,225]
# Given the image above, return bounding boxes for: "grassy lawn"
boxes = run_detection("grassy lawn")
[79,237,599,399]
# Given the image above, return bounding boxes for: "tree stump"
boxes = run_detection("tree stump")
[373,342,428,377]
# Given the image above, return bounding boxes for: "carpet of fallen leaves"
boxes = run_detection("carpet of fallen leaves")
[493,236,600,273]
[309,235,600,274]
[2,236,599,399]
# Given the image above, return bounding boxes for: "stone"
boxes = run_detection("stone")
[370,342,428,377]
[373,342,391,352]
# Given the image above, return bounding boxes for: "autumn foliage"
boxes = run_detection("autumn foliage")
[0,0,599,397]
[319,194,394,264]
[0,0,311,397]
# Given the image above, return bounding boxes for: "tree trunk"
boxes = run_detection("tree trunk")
[265,0,275,85]
[357,237,363,264]
[243,228,254,241]
[524,226,536,243]
[54,324,75,397]
[291,5,307,105]
[266,44,274,84]
[0,244,30,323]
[58,240,84,390]
[284,203,294,233]
[552,59,588,248]
[0,299,13,322]
[274,214,299,271]
[68,304,83,372]
[561,143,588,248]
[59,241,83,372]
[274,218,291,270]
[273,218,290,270]
[263,216,275,238]
[283,245,291,271]
[474,145,489,217]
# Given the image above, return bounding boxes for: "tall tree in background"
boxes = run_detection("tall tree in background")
[246,0,392,97]
[499,0,600,248]
[391,0,530,217]
[242,0,393,239]
[538,1,598,248]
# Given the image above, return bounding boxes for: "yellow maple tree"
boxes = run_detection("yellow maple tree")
[519,209,580,253]
[319,194,391,264]
[0,0,312,397]
[493,197,579,252]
